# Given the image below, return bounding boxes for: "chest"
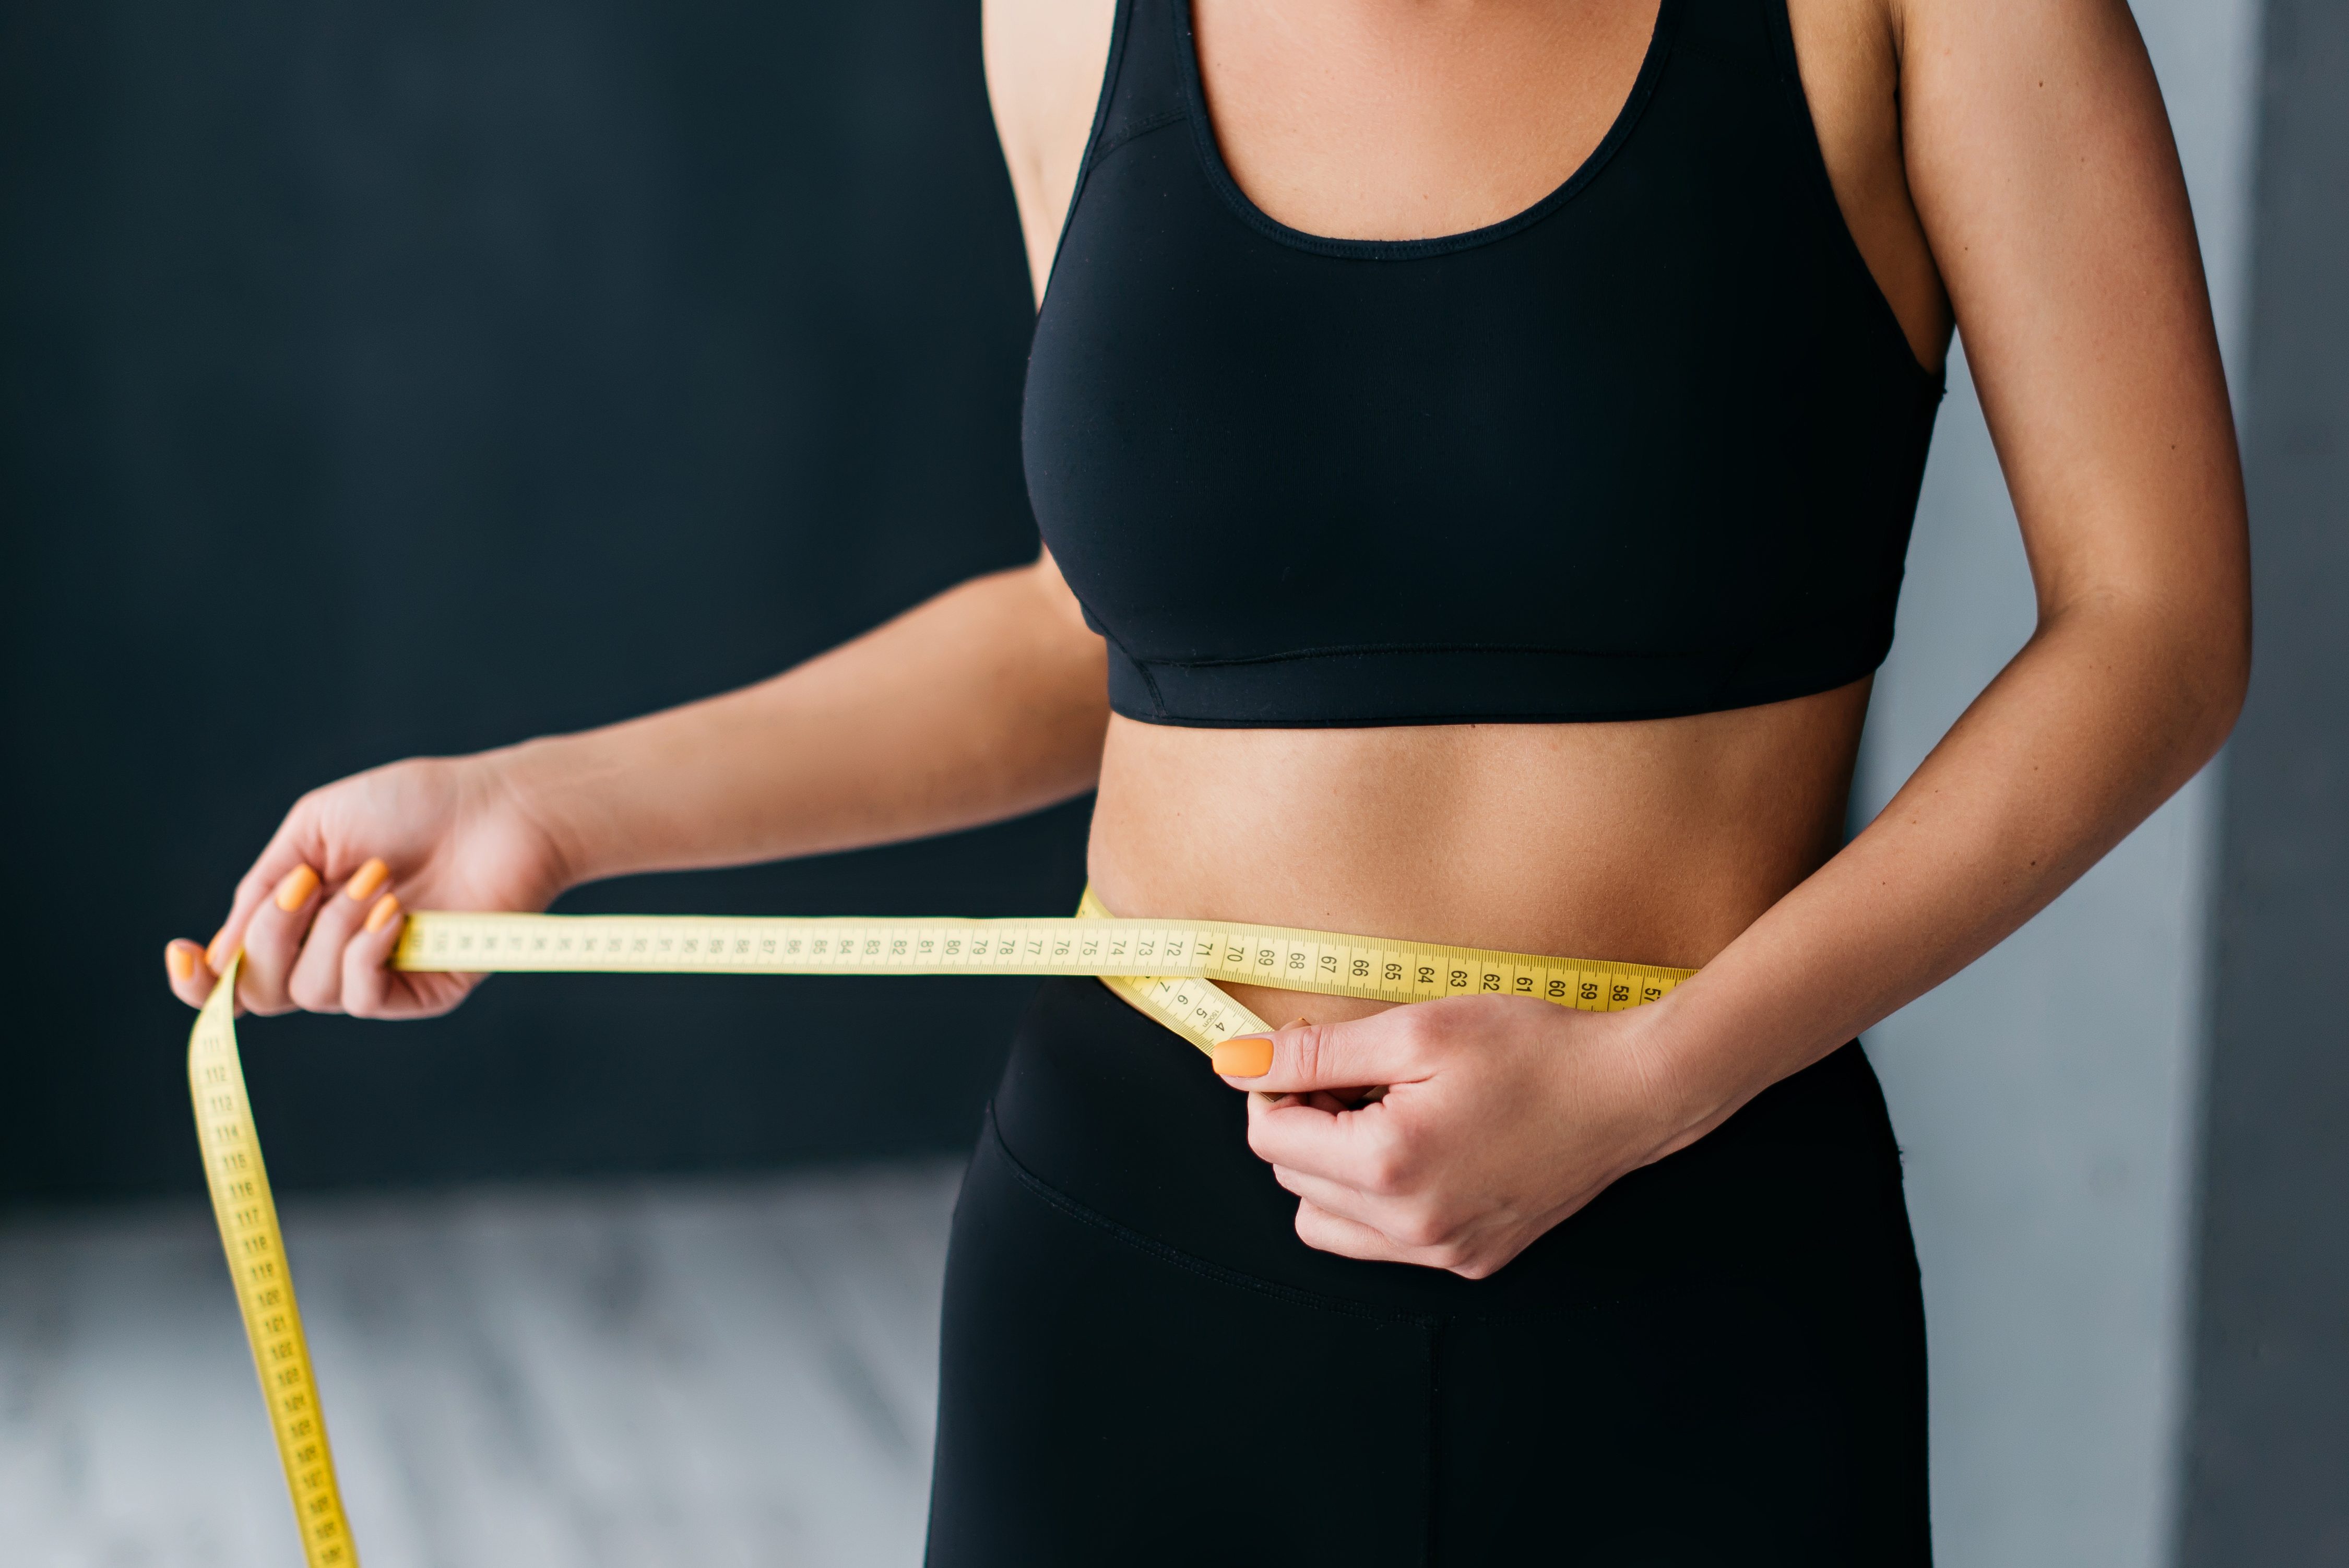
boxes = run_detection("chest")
[1189,0,1665,243]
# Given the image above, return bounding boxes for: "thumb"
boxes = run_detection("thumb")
[1211,1009,1425,1094]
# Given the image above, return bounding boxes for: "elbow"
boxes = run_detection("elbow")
[2217,613,2251,735]
[2204,629,2251,763]
[2210,560,2253,737]
[2178,584,2252,770]
[2045,572,2250,776]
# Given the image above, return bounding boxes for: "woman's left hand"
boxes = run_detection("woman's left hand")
[1214,996,1698,1277]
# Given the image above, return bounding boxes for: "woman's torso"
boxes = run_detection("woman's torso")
[989,0,1952,1020]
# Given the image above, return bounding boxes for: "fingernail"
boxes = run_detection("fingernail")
[273,864,320,912]
[344,857,390,902]
[1212,1036,1274,1078]
[166,943,196,981]
[363,892,402,933]
[206,928,232,969]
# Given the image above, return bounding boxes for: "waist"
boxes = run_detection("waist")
[1086,688,1866,1020]
[989,977,1906,1310]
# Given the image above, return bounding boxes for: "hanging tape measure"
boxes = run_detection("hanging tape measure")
[189,887,1695,1564]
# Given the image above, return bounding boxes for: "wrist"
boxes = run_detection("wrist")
[1609,987,1744,1165]
[478,732,615,893]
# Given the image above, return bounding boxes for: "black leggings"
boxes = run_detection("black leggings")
[926,978,1930,1565]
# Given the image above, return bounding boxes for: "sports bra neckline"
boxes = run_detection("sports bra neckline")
[1168,0,1680,262]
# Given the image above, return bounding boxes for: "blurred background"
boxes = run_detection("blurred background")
[1,0,2340,1564]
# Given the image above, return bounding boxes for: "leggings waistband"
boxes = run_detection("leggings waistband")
[988,976,1909,1314]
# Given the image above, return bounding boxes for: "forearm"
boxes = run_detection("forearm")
[1638,592,2246,1151]
[494,559,1110,887]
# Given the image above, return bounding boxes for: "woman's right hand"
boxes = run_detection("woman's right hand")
[162,752,574,1020]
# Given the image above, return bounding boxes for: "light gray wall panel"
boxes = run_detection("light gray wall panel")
[1851,0,2260,1561]
[2179,0,2349,1559]
[1858,359,2220,1568]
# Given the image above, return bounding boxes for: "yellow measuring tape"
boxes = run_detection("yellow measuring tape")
[187,953,358,1566]
[189,888,1693,1562]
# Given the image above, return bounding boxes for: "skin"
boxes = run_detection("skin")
[169,0,2248,1280]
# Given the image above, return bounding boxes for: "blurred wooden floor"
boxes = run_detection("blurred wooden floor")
[0,1161,962,1567]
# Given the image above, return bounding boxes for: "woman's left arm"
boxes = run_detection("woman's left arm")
[1223,0,2250,1275]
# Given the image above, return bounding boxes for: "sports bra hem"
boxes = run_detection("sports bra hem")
[1117,636,1826,668]
[1103,630,1892,728]
[1108,698,1873,730]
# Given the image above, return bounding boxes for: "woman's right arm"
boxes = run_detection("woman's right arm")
[163,553,1109,1018]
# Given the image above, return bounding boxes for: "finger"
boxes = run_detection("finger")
[1208,1016,1308,1081]
[340,890,417,1017]
[1291,1199,1429,1267]
[1244,1089,1413,1191]
[1254,1088,1359,1114]
[1211,1011,1428,1096]
[234,863,324,1015]
[164,939,216,1009]
[1267,1161,1401,1234]
[286,858,388,1013]
[1274,1161,1476,1258]
[204,808,333,975]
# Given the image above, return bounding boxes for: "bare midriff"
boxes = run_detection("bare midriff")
[1084,679,1872,1027]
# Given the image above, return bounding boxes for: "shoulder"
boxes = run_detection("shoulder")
[983,0,1118,303]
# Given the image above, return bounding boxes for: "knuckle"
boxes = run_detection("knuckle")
[1287,1025,1328,1085]
[286,969,334,1013]
[1359,1127,1415,1195]
[343,959,392,1016]
[235,962,289,1010]
[1395,1007,1443,1060]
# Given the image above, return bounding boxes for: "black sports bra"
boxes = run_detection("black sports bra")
[1023,0,1943,727]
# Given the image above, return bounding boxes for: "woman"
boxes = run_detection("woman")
[165,0,2247,1558]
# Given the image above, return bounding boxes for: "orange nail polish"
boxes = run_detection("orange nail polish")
[206,928,232,969]
[1212,1036,1275,1078]
[273,864,321,912]
[166,943,196,981]
[363,893,402,934]
[344,857,390,902]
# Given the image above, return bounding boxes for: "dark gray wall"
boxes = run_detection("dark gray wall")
[0,0,1087,1202]
[2180,0,2349,1559]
